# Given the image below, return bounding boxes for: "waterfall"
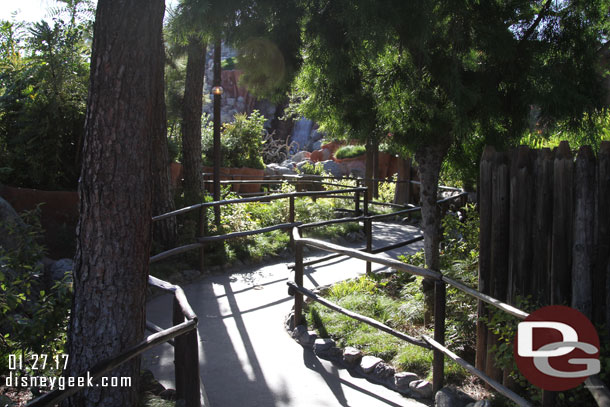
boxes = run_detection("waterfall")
[290,117,314,154]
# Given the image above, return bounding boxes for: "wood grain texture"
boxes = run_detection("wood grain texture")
[66,1,165,405]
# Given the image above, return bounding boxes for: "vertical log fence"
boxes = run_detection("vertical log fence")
[477,141,610,405]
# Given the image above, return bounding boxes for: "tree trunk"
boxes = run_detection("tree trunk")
[415,143,448,325]
[152,32,177,249]
[181,36,207,206]
[65,0,164,405]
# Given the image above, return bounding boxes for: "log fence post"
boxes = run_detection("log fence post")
[293,238,304,328]
[289,196,295,247]
[476,146,494,372]
[485,151,509,383]
[598,142,610,338]
[363,190,371,275]
[198,206,206,273]
[572,146,596,319]
[433,280,446,394]
[173,298,202,406]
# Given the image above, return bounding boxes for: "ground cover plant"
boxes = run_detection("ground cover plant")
[156,181,364,271]
[303,204,482,390]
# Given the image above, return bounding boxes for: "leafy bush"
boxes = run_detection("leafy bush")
[399,204,479,353]
[0,18,90,190]
[335,145,366,159]
[202,110,266,169]
[296,161,325,176]
[0,208,71,376]
[221,57,237,70]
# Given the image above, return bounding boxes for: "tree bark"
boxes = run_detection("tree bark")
[181,36,207,206]
[152,31,177,249]
[415,143,448,325]
[65,0,164,405]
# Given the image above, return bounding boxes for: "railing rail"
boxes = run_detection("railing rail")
[150,186,370,270]
[27,276,204,407]
[286,183,610,407]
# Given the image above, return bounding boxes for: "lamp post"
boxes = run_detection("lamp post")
[212,39,222,231]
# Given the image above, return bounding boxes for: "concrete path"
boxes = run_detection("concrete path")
[143,222,431,407]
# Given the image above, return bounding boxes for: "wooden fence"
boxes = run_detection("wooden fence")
[27,276,204,407]
[477,141,610,399]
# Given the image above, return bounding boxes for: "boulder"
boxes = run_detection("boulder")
[0,196,24,253]
[342,347,363,366]
[409,379,433,399]
[47,258,73,283]
[291,151,311,163]
[372,362,395,380]
[394,372,419,389]
[313,338,335,353]
[310,149,325,162]
[435,386,475,407]
[264,163,295,176]
[360,355,383,374]
[465,401,491,407]
[321,160,345,178]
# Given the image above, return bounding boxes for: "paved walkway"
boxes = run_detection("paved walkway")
[143,222,431,407]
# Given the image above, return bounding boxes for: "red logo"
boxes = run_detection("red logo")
[513,305,600,391]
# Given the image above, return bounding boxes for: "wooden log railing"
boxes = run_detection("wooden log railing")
[288,222,610,407]
[151,187,368,271]
[27,275,204,407]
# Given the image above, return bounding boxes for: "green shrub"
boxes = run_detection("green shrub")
[296,161,325,176]
[221,57,237,70]
[0,208,71,376]
[335,145,366,159]
[202,111,266,169]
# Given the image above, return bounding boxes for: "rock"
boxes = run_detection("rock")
[264,163,294,176]
[284,311,295,330]
[409,379,433,399]
[360,355,383,374]
[292,325,308,340]
[291,325,316,347]
[394,371,418,389]
[372,362,395,380]
[321,148,332,161]
[321,160,345,178]
[435,386,476,407]
[303,330,318,347]
[313,338,335,353]
[342,347,362,365]
[48,258,73,282]
[226,97,236,106]
[310,149,324,162]
[291,151,311,163]
[312,140,322,151]
[0,197,24,253]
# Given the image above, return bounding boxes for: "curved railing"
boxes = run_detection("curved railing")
[27,275,205,407]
